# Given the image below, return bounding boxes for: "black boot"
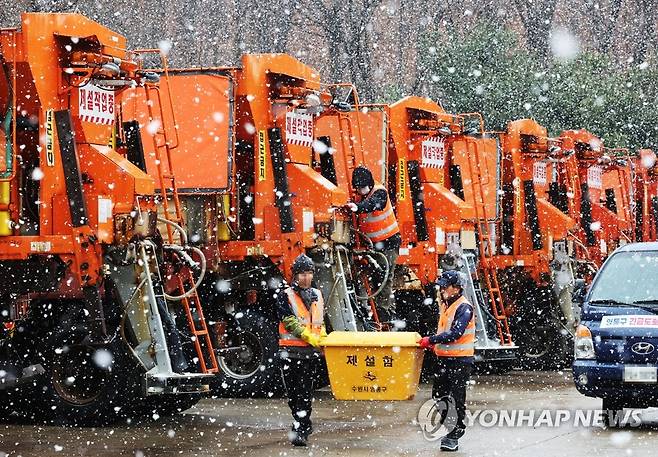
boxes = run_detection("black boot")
[440,436,459,451]
[441,426,465,451]
[290,430,308,447]
[446,426,465,440]
[290,419,312,447]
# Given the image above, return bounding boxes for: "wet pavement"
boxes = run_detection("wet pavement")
[1,370,658,456]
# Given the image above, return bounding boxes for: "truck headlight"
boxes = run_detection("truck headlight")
[574,325,596,360]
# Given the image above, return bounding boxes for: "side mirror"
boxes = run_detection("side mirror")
[572,279,588,304]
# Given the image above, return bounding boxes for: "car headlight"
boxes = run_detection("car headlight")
[574,324,596,360]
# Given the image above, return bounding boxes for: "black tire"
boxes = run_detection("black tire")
[212,309,284,398]
[515,287,573,370]
[518,326,573,370]
[29,321,140,426]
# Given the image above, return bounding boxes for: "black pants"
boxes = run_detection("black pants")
[431,359,473,433]
[279,353,320,436]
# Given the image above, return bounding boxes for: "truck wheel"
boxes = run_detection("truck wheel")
[212,309,284,398]
[32,324,138,426]
[516,287,573,369]
[518,325,572,369]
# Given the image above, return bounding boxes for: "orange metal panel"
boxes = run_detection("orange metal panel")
[313,110,387,188]
[451,137,498,220]
[536,198,575,240]
[83,144,155,198]
[122,73,232,191]
[0,235,74,259]
[396,244,438,283]
[288,163,348,213]
[635,149,658,241]
[423,183,472,228]
[238,54,321,95]
[387,97,469,252]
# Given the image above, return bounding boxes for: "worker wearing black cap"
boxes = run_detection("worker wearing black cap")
[277,253,327,447]
[346,165,401,323]
[418,270,475,452]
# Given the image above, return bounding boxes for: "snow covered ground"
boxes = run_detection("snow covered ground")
[2,370,658,456]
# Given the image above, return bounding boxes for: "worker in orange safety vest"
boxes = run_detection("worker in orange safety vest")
[346,165,401,323]
[418,270,475,452]
[277,253,327,447]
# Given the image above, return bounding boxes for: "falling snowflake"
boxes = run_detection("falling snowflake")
[550,28,580,61]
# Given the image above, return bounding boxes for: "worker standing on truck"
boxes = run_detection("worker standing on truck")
[277,253,327,447]
[418,270,474,452]
[346,165,401,323]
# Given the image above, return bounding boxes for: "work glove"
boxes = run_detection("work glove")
[345,202,358,212]
[301,328,322,348]
[283,316,305,338]
[418,336,433,350]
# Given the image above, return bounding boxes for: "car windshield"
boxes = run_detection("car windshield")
[589,250,658,304]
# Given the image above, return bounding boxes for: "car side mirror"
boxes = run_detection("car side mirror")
[572,279,588,304]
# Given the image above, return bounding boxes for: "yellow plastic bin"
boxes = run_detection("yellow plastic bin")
[321,331,424,400]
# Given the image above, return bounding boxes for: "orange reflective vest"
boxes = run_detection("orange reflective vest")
[278,287,324,347]
[433,295,475,357]
[357,184,400,242]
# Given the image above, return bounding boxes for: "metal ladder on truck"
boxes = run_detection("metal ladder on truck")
[137,50,218,375]
[461,252,517,362]
[321,86,387,330]
[463,136,514,348]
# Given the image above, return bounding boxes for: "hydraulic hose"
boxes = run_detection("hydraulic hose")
[156,217,207,301]
[162,244,207,302]
[157,216,188,245]
[337,225,391,299]
[353,249,390,300]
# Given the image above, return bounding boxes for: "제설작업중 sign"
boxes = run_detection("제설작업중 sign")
[285,110,313,147]
[533,161,547,185]
[78,84,115,125]
[421,138,445,168]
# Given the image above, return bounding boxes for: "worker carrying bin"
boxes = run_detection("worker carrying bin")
[321,331,424,400]
[277,254,327,447]
[418,270,475,452]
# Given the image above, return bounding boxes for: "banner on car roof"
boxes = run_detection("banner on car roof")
[600,315,658,328]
